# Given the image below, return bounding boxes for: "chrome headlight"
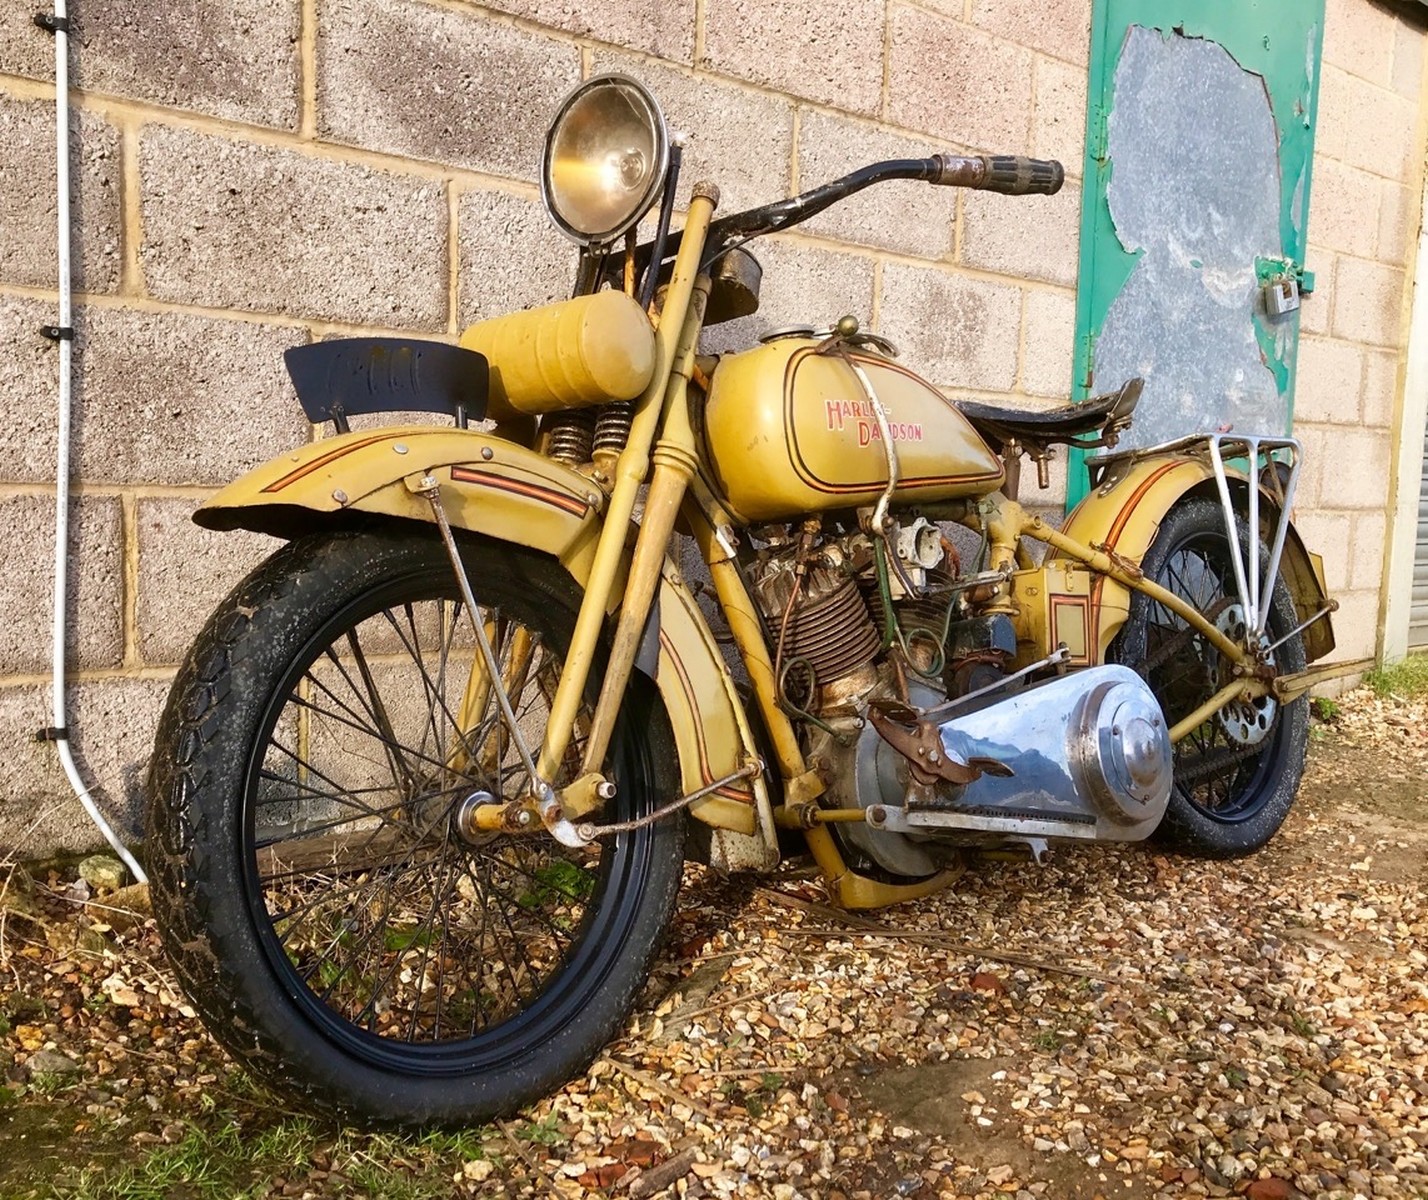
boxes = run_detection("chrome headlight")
[541,75,669,248]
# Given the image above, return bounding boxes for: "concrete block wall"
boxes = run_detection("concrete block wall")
[1297,0,1426,666]
[0,0,1417,853]
[0,0,1090,854]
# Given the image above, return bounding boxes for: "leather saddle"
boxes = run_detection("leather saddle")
[955,377,1143,498]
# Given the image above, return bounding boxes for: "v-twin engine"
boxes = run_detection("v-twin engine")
[812,666,1174,876]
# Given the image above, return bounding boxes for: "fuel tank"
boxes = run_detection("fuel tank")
[701,334,1005,523]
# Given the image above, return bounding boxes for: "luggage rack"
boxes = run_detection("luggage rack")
[1091,432,1302,640]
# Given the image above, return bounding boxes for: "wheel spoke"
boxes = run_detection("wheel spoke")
[379,603,472,766]
[281,690,479,785]
[248,584,609,1049]
[1126,524,1291,823]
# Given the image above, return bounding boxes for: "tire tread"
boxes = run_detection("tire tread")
[146,531,684,1124]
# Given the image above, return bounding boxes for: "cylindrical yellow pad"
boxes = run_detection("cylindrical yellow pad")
[460,290,656,418]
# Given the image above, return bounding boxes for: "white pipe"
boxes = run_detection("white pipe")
[45,0,148,885]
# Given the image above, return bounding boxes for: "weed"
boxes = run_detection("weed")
[26,1072,75,1099]
[53,1113,499,1200]
[516,860,595,909]
[2,995,43,1024]
[1289,1012,1318,1039]
[342,1155,452,1200]
[1309,696,1340,722]
[222,1066,262,1099]
[383,926,436,953]
[1032,1029,1065,1052]
[250,1117,321,1166]
[1224,1065,1248,1087]
[415,1127,492,1160]
[316,959,349,990]
[518,1112,564,1147]
[1364,656,1428,699]
[65,1120,255,1200]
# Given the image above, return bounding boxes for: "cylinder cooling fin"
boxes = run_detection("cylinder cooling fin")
[782,574,882,691]
[751,554,883,710]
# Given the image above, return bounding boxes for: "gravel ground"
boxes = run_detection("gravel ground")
[1,685,1425,1200]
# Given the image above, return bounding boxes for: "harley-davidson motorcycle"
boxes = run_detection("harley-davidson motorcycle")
[146,76,1358,1124]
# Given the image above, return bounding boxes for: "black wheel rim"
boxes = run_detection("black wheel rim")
[239,559,657,1075]
[1137,530,1287,824]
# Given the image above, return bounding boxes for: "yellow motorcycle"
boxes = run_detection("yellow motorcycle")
[146,76,1355,1124]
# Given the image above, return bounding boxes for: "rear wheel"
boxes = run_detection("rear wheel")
[1111,497,1308,857]
[147,530,684,1125]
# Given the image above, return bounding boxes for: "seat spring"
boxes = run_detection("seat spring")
[593,402,634,457]
[546,410,597,465]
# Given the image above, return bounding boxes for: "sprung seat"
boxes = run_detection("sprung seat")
[954,378,1143,499]
[956,377,1143,454]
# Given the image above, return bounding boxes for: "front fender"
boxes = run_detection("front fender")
[197,427,777,860]
[197,427,607,577]
[1037,454,1333,664]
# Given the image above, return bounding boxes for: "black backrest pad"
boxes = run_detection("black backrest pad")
[283,338,489,426]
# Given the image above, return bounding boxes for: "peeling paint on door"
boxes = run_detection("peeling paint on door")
[1069,0,1325,505]
[1096,27,1284,449]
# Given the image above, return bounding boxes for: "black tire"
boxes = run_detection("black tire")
[146,529,684,1125]
[1110,496,1308,857]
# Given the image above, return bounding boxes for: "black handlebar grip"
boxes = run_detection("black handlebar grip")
[927,154,1064,195]
[979,155,1064,195]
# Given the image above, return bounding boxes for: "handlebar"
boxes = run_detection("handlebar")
[625,152,1065,282]
[707,153,1063,243]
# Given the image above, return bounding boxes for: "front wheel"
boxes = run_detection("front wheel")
[146,530,684,1125]
[1111,497,1309,857]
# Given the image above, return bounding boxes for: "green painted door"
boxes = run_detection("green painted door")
[1069,0,1325,505]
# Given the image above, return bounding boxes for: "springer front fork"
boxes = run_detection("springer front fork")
[412,185,721,846]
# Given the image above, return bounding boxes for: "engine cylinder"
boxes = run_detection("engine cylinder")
[787,575,881,682]
[754,563,881,710]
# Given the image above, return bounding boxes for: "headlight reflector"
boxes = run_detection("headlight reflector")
[541,75,669,247]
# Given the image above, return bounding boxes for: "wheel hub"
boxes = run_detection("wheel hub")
[453,789,499,845]
[1214,604,1277,747]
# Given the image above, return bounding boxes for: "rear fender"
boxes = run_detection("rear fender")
[196,427,777,860]
[1027,454,1333,665]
